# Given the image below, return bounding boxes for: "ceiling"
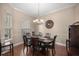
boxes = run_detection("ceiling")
[10,3,76,18]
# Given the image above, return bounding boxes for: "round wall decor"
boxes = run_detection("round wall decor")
[45,20,54,29]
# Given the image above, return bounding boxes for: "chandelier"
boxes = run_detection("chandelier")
[33,3,44,24]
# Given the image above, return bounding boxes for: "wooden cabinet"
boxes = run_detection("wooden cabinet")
[66,22,79,55]
[0,42,1,55]
[69,25,79,48]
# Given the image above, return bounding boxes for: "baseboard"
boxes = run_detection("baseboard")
[14,42,66,47]
[14,42,23,47]
[56,42,66,47]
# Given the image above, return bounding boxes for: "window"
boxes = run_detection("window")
[4,13,12,40]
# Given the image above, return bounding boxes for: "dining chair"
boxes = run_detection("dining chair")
[44,33,51,39]
[38,41,50,56]
[23,35,29,54]
[23,35,27,52]
[32,31,36,36]
[47,35,57,55]
[31,37,42,55]
[38,32,43,37]
[23,35,32,55]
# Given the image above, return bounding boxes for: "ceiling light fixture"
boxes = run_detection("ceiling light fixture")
[33,3,44,24]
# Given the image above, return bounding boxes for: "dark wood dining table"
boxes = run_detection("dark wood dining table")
[31,36,54,45]
[39,37,54,55]
[31,36,54,55]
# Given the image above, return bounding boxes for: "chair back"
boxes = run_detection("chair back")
[23,35,27,45]
[32,31,36,36]
[44,33,51,38]
[26,36,32,46]
[53,35,57,47]
[31,37,39,47]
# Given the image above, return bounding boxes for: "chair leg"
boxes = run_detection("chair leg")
[23,45,29,55]
[0,47,1,56]
[67,51,70,56]
[52,48,56,56]
[10,45,11,55]
[67,48,71,56]
[26,46,29,55]
[23,45,25,53]
[9,44,13,56]
[52,49,54,55]
[33,48,34,56]
[46,48,49,56]
[11,44,14,56]
[54,48,56,55]
[27,46,28,53]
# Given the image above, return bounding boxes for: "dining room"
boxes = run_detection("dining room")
[0,3,79,56]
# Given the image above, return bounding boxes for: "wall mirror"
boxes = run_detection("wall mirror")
[45,20,54,29]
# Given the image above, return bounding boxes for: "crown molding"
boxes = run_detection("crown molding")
[9,3,25,13]
[9,4,35,18]
[44,4,77,17]
[9,4,77,17]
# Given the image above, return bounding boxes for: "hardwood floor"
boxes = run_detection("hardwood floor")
[3,44,67,56]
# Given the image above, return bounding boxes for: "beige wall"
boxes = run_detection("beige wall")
[0,4,35,44]
[13,8,35,44]
[38,6,77,44]
[0,5,1,39]
[0,4,14,42]
[75,4,79,21]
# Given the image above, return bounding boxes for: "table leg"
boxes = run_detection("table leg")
[9,45,11,56]
[11,44,14,56]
